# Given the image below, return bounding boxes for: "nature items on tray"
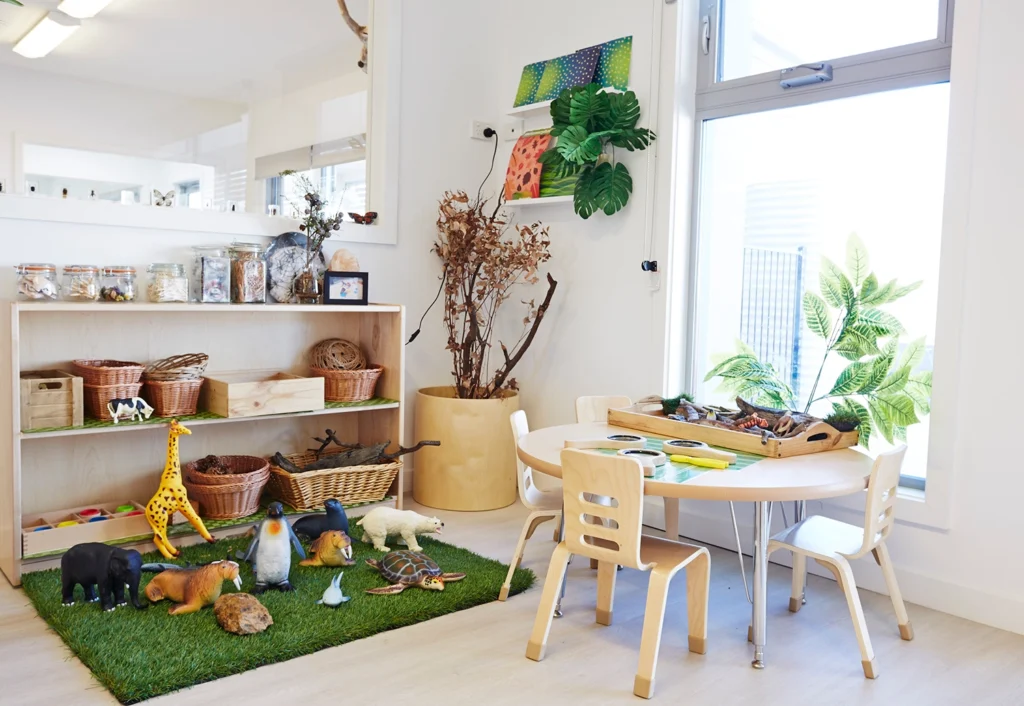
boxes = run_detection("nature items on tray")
[141,559,243,615]
[703,234,932,447]
[146,420,216,559]
[309,338,382,402]
[236,502,306,593]
[660,395,829,446]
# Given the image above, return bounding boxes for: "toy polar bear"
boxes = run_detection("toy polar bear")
[355,507,444,552]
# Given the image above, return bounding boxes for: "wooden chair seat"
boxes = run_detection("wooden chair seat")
[769,515,865,560]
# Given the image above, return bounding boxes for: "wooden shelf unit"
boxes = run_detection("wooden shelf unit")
[1,302,406,585]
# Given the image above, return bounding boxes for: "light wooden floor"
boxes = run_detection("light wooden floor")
[3,496,1024,705]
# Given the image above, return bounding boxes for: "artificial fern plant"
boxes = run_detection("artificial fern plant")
[704,234,932,448]
[539,82,655,219]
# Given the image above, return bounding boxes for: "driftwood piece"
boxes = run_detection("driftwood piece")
[275,434,442,473]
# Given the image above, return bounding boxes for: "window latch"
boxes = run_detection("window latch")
[779,62,833,88]
[701,15,711,55]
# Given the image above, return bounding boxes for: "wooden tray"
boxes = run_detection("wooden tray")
[607,407,858,458]
[200,370,325,418]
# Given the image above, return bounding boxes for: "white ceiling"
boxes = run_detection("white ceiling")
[0,0,368,103]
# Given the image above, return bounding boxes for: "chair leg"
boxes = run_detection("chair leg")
[830,558,877,679]
[686,550,710,655]
[501,512,550,602]
[526,543,571,662]
[596,560,617,626]
[634,569,672,699]
[874,543,913,640]
[524,512,554,541]
[790,551,807,613]
[663,497,680,540]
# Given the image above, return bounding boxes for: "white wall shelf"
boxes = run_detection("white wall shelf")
[504,195,574,206]
[16,302,402,314]
[507,99,553,119]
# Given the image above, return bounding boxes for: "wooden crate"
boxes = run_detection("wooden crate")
[607,407,859,458]
[19,370,83,432]
[200,370,325,418]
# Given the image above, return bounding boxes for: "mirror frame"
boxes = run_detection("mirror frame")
[0,0,401,245]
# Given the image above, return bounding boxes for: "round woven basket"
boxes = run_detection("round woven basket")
[84,382,143,419]
[143,379,203,417]
[184,455,270,486]
[310,339,366,371]
[145,353,209,382]
[72,360,144,386]
[184,458,270,519]
[311,364,383,402]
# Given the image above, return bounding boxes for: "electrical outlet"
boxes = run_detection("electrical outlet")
[501,119,525,142]
[469,120,496,140]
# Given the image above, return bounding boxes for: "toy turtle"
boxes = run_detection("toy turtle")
[364,550,466,595]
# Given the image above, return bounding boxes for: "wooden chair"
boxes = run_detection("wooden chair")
[767,445,913,679]
[575,395,681,544]
[526,449,710,699]
[499,410,563,602]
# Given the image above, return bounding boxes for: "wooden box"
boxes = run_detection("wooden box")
[22,501,195,556]
[20,369,83,432]
[201,370,325,418]
[607,407,859,458]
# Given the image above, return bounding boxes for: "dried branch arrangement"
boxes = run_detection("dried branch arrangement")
[271,429,439,473]
[435,191,557,399]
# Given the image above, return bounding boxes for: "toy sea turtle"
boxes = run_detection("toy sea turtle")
[364,550,466,595]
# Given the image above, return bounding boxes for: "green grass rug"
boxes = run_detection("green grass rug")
[22,531,535,704]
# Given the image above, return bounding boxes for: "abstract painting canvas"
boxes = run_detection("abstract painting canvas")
[504,133,553,201]
[513,60,547,107]
[595,35,633,90]
[534,45,602,102]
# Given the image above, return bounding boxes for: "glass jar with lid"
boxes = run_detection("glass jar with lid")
[191,245,231,303]
[229,242,266,304]
[101,266,137,302]
[15,263,59,301]
[147,263,189,303]
[62,265,100,301]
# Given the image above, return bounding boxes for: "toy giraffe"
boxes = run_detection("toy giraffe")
[145,420,215,559]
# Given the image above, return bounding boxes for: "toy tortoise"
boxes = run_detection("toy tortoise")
[364,550,465,594]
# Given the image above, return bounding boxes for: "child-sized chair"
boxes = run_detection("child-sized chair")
[499,410,563,602]
[526,449,710,699]
[767,445,913,678]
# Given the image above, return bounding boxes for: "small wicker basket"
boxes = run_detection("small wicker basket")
[84,382,143,419]
[265,451,400,511]
[145,353,209,382]
[143,379,204,417]
[311,364,383,402]
[72,360,145,386]
[183,456,270,519]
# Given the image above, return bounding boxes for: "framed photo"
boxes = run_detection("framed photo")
[324,271,369,306]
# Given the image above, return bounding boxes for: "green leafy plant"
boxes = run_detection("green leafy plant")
[704,234,932,447]
[538,82,655,219]
[1,0,24,5]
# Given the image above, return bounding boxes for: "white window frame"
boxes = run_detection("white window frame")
[679,0,958,529]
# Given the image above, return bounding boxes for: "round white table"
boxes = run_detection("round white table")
[517,421,874,669]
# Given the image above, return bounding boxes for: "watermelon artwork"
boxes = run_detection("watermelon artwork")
[504,133,552,201]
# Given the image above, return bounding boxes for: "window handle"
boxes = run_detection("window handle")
[701,15,711,55]
[780,62,833,88]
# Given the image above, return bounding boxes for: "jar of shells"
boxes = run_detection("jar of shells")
[15,263,59,301]
[229,242,266,304]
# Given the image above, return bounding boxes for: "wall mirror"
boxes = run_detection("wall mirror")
[0,0,401,244]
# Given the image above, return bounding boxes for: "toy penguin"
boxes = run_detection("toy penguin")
[238,502,305,593]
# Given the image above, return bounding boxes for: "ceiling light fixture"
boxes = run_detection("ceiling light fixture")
[57,0,114,20]
[13,11,81,59]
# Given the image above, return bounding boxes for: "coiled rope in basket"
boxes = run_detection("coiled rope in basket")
[309,339,381,402]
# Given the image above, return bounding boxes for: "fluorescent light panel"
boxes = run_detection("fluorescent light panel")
[13,12,81,59]
[58,0,114,20]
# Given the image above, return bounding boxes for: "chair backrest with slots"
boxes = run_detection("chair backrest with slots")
[852,444,908,558]
[575,395,633,424]
[560,448,647,570]
[510,410,546,509]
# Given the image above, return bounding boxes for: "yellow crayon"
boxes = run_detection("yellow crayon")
[669,454,730,470]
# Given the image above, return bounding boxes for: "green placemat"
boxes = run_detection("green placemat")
[601,436,763,484]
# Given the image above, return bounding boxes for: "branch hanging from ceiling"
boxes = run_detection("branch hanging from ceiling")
[336,0,368,73]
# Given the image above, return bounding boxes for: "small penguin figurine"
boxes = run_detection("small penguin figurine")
[238,502,305,593]
[316,572,351,608]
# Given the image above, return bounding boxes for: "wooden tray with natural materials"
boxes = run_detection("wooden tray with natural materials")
[607,407,858,458]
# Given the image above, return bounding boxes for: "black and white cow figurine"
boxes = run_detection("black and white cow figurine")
[106,397,155,424]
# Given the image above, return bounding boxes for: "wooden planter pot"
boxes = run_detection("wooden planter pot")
[413,386,519,511]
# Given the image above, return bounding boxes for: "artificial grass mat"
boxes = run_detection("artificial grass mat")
[21,531,535,704]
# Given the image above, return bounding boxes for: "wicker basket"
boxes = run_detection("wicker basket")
[84,382,143,420]
[145,353,209,382]
[72,360,145,386]
[266,451,400,511]
[143,379,204,417]
[310,364,383,402]
[184,455,270,486]
[183,457,270,519]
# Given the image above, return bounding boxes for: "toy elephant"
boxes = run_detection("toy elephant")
[61,543,146,611]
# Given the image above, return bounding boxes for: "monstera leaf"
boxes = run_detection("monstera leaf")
[1,0,24,5]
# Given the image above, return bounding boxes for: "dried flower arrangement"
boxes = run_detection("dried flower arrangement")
[281,172,345,303]
[434,191,557,399]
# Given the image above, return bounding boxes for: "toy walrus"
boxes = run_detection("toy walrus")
[300,530,355,567]
[142,560,242,615]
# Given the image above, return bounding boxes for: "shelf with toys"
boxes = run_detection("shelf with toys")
[1,302,407,585]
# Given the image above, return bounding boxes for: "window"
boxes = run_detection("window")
[685,2,954,487]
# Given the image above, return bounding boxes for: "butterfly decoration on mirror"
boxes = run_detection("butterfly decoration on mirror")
[349,212,377,225]
[153,189,176,207]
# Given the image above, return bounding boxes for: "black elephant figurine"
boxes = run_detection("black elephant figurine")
[61,543,146,611]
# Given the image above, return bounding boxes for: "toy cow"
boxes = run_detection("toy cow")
[107,397,155,424]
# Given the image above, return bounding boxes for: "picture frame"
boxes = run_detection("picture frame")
[324,271,369,305]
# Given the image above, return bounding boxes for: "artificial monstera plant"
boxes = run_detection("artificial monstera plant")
[539,82,655,219]
[704,234,932,448]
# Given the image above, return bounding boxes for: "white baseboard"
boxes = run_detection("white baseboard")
[644,497,1024,636]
